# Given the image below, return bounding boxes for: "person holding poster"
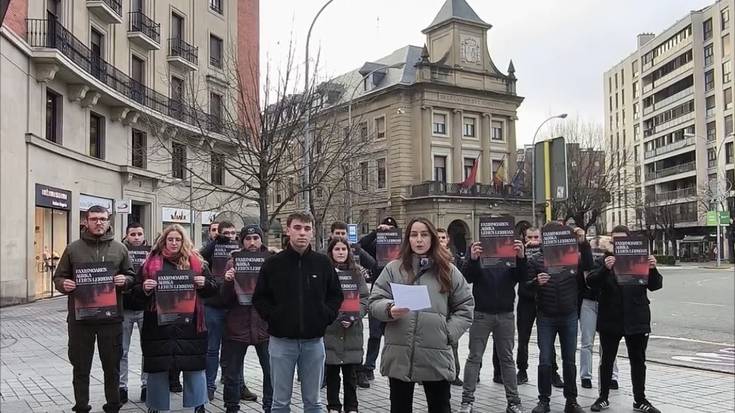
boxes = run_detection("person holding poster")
[132,224,218,413]
[323,237,369,413]
[527,223,592,413]
[53,205,135,413]
[587,226,663,413]
[368,217,474,413]
[119,222,150,403]
[220,225,274,413]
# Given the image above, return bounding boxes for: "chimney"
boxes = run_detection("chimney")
[637,33,655,48]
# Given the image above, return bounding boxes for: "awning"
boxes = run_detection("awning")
[680,235,708,243]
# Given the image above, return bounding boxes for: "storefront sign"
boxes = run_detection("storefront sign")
[201,211,218,225]
[162,207,191,223]
[116,199,131,214]
[79,194,114,212]
[35,184,71,210]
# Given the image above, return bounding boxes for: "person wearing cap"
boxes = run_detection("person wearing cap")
[356,216,398,384]
[221,225,274,413]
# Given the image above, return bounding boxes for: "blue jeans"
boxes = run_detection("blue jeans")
[205,306,227,391]
[146,370,207,411]
[363,313,384,371]
[269,337,325,413]
[537,313,578,401]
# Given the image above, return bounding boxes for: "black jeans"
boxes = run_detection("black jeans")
[222,339,272,412]
[536,313,578,402]
[515,299,558,372]
[363,313,384,371]
[326,364,358,412]
[68,322,122,413]
[388,378,450,413]
[600,332,648,402]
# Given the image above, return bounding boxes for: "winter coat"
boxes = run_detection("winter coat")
[324,267,370,365]
[587,252,663,336]
[368,259,474,382]
[462,256,527,314]
[53,228,135,324]
[252,245,344,339]
[131,255,218,373]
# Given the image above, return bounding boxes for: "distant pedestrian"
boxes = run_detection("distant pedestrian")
[369,217,474,413]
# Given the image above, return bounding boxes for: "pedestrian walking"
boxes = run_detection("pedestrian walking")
[588,225,663,413]
[131,224,218,413]
[252,212,343,413]
[368,217,474,413]
[53,205,135,413]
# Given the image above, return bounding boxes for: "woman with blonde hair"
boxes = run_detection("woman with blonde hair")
[132,224,217,413]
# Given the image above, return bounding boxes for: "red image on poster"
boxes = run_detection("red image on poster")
[74,262,118,321]
[376,229,402,268]
[613,236,650,286]
[156,270,196,325]
[233,251,268,305]
[542,223,579,272]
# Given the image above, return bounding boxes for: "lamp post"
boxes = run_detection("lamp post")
[303,0,335,213]
[530,113,568,226]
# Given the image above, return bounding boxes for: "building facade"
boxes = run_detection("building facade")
[0,0,259,305]
[272,0,531,256]
[604,0,735,261]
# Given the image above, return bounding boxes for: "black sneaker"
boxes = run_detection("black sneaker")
[581,378,592,388]
[531,400,550,413]
[240,384,258,402]
[140,387,147,402]
[564,400,584,413]
[357,371,370,389]
[517,369,528,384]
[170,380,183,393]
[633,400,661,413]
[590,398,610,411]
[147,409,158,413]
[208,389,215,401]
[195,405,206,413]
[610,379,619,390]
[119,388,128,404]
[451,377,464,386]
[551,372,564,388]
[366,370,375,381]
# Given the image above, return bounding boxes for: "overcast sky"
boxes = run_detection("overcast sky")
[261,0,713,147]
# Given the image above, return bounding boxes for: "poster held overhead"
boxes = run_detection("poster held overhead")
[376,229,402,268]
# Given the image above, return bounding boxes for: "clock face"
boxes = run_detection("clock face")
[460,35,481,65]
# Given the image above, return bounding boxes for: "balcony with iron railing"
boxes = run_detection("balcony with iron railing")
[128,11,160,50]
[167,37,199,71]
[643,137,695,159]
[86,0,122,24]
[654,186,697,202]
[648,161,696,180]
[642,86,694,117]
[643,112,695,138]
[407,181,530,199]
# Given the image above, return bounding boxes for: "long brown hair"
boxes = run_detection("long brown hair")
[327,236,363,283]
[399,217,453,293]
[150,224,201,270]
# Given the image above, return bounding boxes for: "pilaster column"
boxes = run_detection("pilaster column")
[452,109,463,182]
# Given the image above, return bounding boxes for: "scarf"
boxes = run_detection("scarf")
[142,251,207,334]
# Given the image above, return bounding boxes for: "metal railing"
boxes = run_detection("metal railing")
[89,0,122,16]
[654,187,697,202]
[643,137,695,159]
[408,181,530,199]
[128,11,160,44]
[168,37,198,66]
[209,0,223,14]
[649,161,696,180]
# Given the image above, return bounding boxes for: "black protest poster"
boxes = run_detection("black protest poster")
[233,250,268,305]
[74,262,117,321]
[211,241,239,277]
[127,245,151,272]
[155,270,196,325]
[376,229,402,268]
[542,223,579,275]
[613,236,649,286]
[478,216,517,269]
[337,270,360,322]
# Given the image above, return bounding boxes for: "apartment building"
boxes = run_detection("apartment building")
[0,0,259,305]
[604,0,735,261]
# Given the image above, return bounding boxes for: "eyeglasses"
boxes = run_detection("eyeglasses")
[87,217,109,223]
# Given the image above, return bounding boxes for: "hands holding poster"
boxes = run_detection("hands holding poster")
[478,216,516,269]
[337,270,361,322]
[613,236,650,286]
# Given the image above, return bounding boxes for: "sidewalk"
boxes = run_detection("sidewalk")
[1,297,733,413]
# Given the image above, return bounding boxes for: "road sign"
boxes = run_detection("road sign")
[347,224,358,244]
[533,136,568,203]
[706,211,732,226]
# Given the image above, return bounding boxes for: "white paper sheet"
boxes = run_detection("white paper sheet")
[390,283,432,311]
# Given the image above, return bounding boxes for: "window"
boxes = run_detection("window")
[726,114,734,136]
[359,122,368,142]
[633,103,639,120]
[432,112,447,135]
[89,113,104,159]
[360,162,369,190]
[491,120,504,141]
[209,0,223,14]
[131,129,146,168]
[705,44,714,67]
[704,18,713,40]
[433,155,447,183]
[634,124,640,141]
[210,34,223,68]
[171,13,183,40]
[726,87,733,110]
[275,180,283,204]
[708,148,717,168]
[464,158,475,179]
[211,152,224,185]
[375,117,386,140]
[46,89,61,143]
[621,89,625,105]
[463,117,476,137]
[707,121,717,142]
[376,158,386,189]
[707,95,716,117]
[722,7,730,30]
[632,81,639,99]
[131,55,145,103]
[724,34,732,58]
[726,142,734,164]
[632,60,639,77]
[170,76,184,118]
[209,92,223,132]
[705,69,715,91]
[90,28,104,79]
[172,142,186,179]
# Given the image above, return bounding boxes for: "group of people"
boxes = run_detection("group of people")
[53,205,663,413]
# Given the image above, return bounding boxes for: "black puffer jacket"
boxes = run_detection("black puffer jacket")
[587,252,663,335]
[132,258,217,373]
[462,257,527,314]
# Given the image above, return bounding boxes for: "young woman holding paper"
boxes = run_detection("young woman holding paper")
[368,217,474,413]
[323,237,370,413]
[132,224,217,413]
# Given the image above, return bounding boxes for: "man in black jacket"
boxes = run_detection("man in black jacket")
[528,224,591,413]
[459,239,527,413]
[588,226,663,413]
[253,212,343,413]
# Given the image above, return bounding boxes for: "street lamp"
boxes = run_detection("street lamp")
[530,113,568,226]
[304,0,336,213]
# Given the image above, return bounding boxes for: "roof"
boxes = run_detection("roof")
[423,0,491,33]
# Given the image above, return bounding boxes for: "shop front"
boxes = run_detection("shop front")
[34,184,71,299]
[162,207,193,242]
[79,194,114,236]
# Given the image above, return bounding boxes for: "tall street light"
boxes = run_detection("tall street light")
[303,0,336,213]
[530,113,568,225]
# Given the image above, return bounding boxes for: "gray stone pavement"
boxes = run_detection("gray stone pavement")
[1,297,734,413]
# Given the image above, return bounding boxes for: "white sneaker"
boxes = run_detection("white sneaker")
[459,402,473,413]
